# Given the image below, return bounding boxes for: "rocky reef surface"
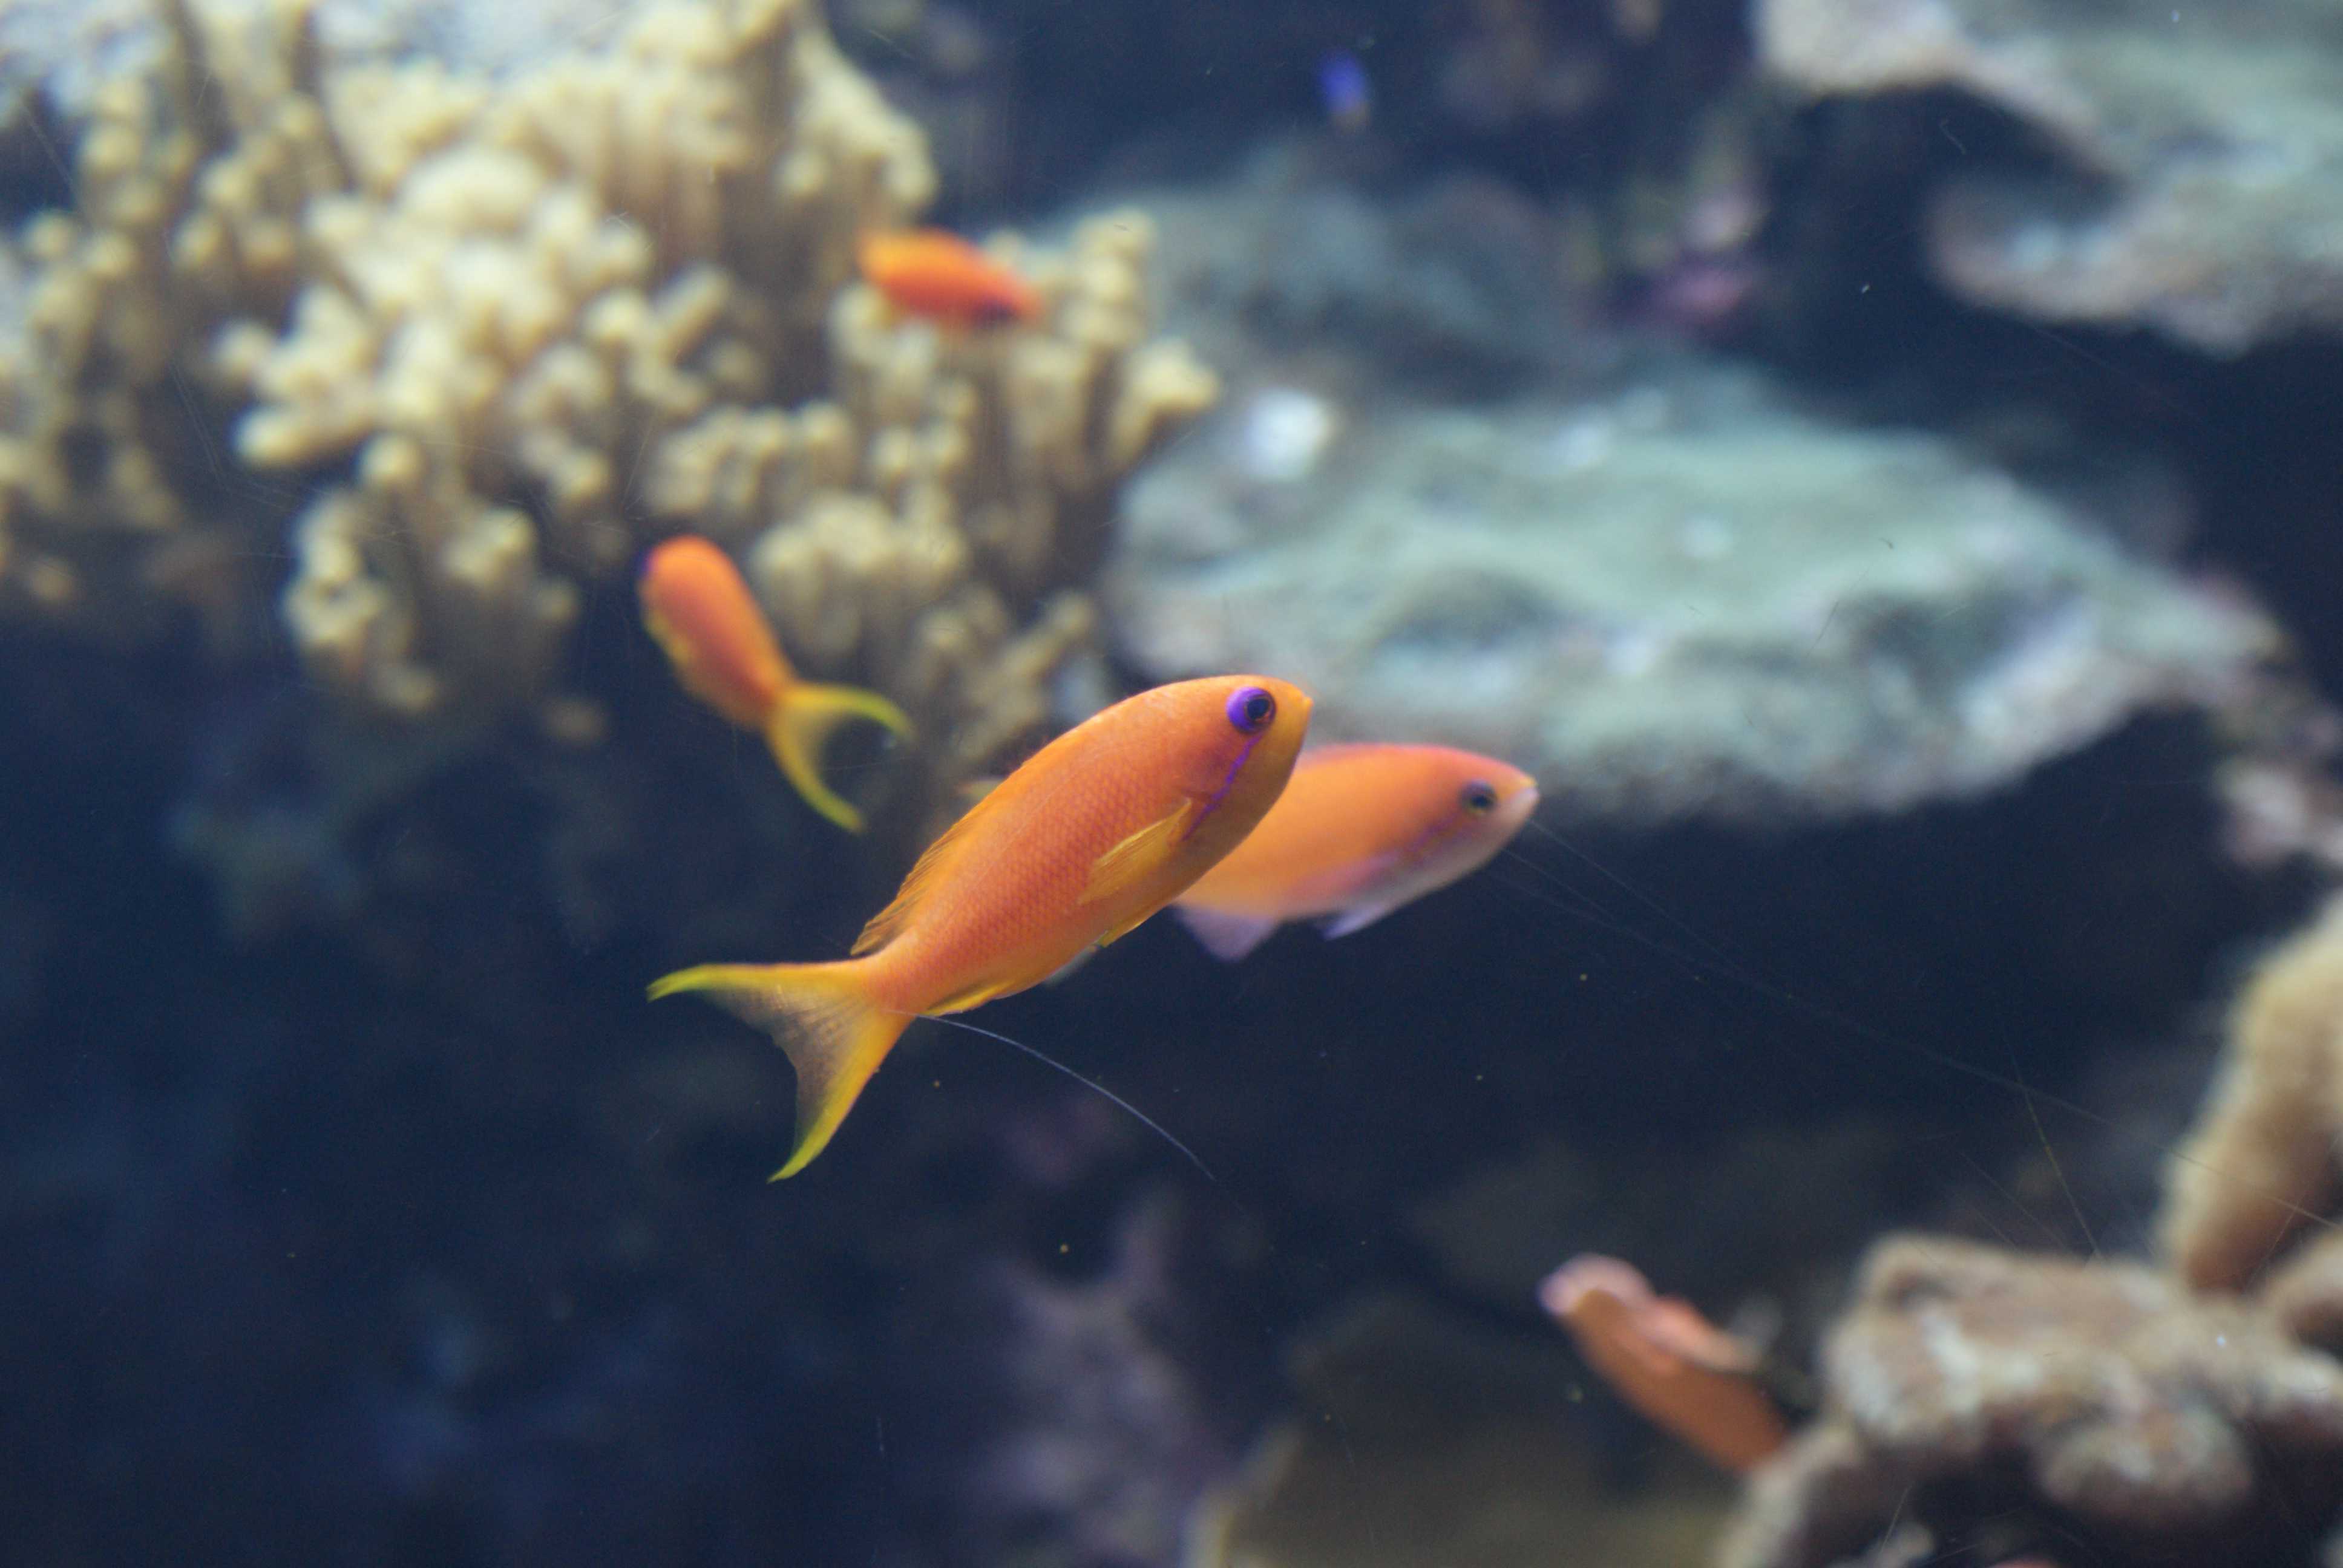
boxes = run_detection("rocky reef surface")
[1107,145,2272,828]
[1762,0,2343,357]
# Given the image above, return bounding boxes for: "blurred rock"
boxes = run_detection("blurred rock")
[1109,348,2272,827]
[2159,893,2343,1295]
[1761,0,2343,356]
[1720,1233,2343,1568]
[1133,139,1597,396]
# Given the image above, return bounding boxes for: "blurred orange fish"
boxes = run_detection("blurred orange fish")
[857,228,1041,328]
[1172,743,1539,959]
[1539,1254,1787,1473]
[639,535,912,833]
[650,675,1314,1177]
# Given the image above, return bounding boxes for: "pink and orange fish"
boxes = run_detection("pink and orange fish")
[1539,1253,1787,1474]
[651,675,1314,1177]
[1172,743,1539,960]
[857,228,1041,329]
[638,535,913,833]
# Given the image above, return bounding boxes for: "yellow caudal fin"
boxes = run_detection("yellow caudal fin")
[765,681,915,833]
[647,961,909,1178]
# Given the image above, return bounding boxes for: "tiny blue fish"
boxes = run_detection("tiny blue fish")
[1319,50,1372,134]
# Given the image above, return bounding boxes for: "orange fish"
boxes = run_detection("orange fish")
[639,535,913,833]
[857,228,1041,329]
[650,675,1314,1177]
[1172,743,1539,960]
[1538,1254,1788,1473]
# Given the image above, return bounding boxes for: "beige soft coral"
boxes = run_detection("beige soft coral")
[2158,896,2343,1293]
[2,0,1216,827]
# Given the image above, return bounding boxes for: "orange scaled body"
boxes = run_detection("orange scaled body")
[651,675,1313,1177]
[1173,743,1539,959]
[857,229,1041,328]
[639,535,911,833]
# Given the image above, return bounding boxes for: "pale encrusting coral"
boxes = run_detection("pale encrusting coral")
[1,0,1214,823]
[1705,892,2343,1568]
[1111,354,2272,828]
[1104,145,2280,831]
[1760,0,2343,355]
[1718,1235,2343,1568]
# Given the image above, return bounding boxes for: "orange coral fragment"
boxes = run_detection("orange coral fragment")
[1538,1253,1788,1474]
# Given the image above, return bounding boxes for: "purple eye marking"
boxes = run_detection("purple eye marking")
[1226,685,1276,734]
[1191,685,1276,841]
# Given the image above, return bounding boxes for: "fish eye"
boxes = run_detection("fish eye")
[1460,780,1499,815]
[1227,685,1276,734]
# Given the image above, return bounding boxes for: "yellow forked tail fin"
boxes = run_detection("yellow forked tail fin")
[647,961,909,1178]
[765,681,914,833]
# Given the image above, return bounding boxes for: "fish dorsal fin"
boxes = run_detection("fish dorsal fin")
[1080,798,1198,909]
[852,799,987,956]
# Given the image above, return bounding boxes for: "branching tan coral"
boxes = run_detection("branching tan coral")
[222,0,1211,812]
[0,0,336,645]
[2157,895,2343,1293]
[5,0,1215,822]
[671,209,1215,811]
[280,431,578,717]
[232,0,923,731]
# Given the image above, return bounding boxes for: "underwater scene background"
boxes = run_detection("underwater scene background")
[6,0,2343,1563]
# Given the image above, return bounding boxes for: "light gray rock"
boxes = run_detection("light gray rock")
[0,0,631,143]
[1761,0,2343,356]
[1106,353,2272,826]
[1125,138,1596,396]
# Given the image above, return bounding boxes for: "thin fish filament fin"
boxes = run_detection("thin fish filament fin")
[767,681,915,834]
[1080,799,1198,907]
[647,961,909,1177]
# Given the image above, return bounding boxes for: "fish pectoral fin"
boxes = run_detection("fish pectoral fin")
[1319,899,1402,940]
[1079,798,1199,907]
[928,978,1012,1014]
[1175,906,1280,962]
[1093,910,1158,949]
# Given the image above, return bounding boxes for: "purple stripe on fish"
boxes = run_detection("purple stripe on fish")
[1185,733,1261,842]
